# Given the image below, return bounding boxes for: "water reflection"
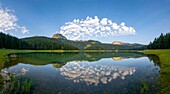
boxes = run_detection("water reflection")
[0,52,161,94]
[6,52,145,67]
[112,57,125,60]
[1,66,29,76]
[60,61,135,86]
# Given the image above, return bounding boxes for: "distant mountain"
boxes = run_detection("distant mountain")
[112,41,125,45]
[21,34,146,50]
[112,41,144,46]
[0,32,147,50]
[52,33,67,39]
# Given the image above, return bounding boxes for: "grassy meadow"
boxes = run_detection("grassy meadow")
[144,49,170,94]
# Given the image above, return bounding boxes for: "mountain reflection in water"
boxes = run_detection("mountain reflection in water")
[60,61,135,86]
[112,57,125,60]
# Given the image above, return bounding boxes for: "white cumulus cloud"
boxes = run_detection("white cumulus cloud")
[59,16,135,40]
[21,26,29,34]
[0,7,29,33]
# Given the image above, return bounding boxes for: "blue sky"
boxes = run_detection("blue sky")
[0,0,170,44]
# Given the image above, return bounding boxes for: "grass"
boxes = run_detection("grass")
[144,49,170,94]
[22,79,32,94]
[140,80,149,93]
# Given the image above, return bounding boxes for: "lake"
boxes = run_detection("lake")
[0,52,160,94]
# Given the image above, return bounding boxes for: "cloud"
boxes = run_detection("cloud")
[100,18,108,25]
[59,16,135,40]
[21,26,29,34]
[0,7,29,33]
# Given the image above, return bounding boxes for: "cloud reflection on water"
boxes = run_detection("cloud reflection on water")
[60,61,136,86]
[1,67,29,76]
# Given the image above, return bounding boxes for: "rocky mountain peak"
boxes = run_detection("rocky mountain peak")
[112,41,125,45]
[52,33,67,39]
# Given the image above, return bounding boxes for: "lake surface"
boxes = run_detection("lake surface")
[0,52,160,94]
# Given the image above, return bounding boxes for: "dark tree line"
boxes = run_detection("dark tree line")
[0,32,28,49]
[0,32,79,50]
[22,38,79,50]
[148,33,170,49]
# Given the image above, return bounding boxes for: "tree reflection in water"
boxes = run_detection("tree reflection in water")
[60,61,136,86]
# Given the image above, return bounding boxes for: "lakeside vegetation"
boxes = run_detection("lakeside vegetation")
[145,33,170,94]
[0,73,33,94]
[148,33,170,49]
[144,49,170,94]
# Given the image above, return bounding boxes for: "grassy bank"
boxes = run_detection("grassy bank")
[0,49,74,61]
[144,49,170,94]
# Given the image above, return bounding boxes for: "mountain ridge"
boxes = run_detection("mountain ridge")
[21,34,146,50]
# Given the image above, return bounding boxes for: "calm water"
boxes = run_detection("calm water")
[0,52,160,94]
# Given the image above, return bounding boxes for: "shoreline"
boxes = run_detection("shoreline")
[144,49,170,94]
[0,49,142,57]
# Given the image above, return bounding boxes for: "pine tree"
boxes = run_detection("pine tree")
[147,33,170,49]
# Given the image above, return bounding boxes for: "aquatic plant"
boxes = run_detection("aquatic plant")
[140,81,148,93]
[0,91,4,94]
[16,80,20,93]
[22,79,33,94]
[0,74,33,94]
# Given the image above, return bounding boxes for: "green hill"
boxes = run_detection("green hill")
[0,32,146,50]
[21,35,146,50]
[21,36,79,50]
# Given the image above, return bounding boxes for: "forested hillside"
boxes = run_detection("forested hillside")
[22,36,79,50]
[147,33,170,49]
[0,32,145,50]
[0,32,79,50]
[22,36,145,50]
[0,32,28,49]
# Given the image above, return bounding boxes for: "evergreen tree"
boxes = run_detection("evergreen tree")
[147,33,170,49]
[0,32,79,50]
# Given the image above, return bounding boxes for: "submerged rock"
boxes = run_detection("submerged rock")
[9,54,17,58]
